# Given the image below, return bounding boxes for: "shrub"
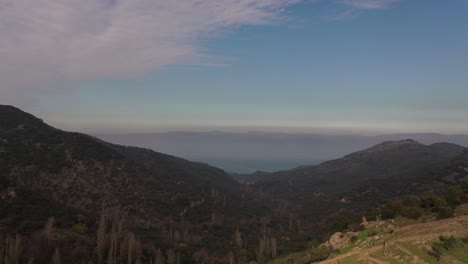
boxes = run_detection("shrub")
[461,237,468,245]
[446,186,463,206]
[402,195,421,207]
[438,235,457,250]
[429,235,458,260]
[71,223,88,235]
[428,245,441,260]
[309,245,329,262]
[435,206,454,219]
[380,206,396,220]
[366,208,380,221]
[420,192,437,209]
[398,206,423,220]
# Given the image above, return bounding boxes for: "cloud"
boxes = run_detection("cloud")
[338,0,400,9]
[322,0,400,20]
[0,0,297,95]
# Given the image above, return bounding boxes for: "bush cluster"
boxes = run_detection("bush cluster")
[367,182,468,221]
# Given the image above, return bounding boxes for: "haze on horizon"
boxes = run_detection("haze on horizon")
[1,0,468,135]
[95,131,468,173]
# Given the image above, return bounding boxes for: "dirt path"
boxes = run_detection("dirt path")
[317,215,468,264]
[366,256,388,264]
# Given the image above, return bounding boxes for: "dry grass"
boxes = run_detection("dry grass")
[318,215,468,264]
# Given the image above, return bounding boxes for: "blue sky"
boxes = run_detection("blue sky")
[1,0,468,134]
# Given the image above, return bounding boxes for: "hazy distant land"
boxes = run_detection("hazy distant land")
[96,132,468,173]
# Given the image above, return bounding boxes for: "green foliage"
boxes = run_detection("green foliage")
[366,208,380,221]
[2,106,468,263]
[437,235,457,250]
[71,223,88,235]
[329,212,359,233]
[380,205,396,220]
[367,180,468,222]
[446,183,468,205]
[436,205,454,219]
[0,188,81,233]
[461,237,468,244]
[399,205,423,220]
[308,245,329,262]
[402,195,421,207]
[428,235,459,260]
[356,230,369,241]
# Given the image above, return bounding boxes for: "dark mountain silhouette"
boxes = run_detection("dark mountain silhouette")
[2,105,467,225]
[0,105,263,230]
[1,105,467,263]
[251,139,468,219]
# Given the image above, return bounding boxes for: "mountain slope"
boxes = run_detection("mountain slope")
[252,139,468,219]
[2,105,468,263]
[0,105,251,227]
[1,105,288,263]
[269,215,468,264]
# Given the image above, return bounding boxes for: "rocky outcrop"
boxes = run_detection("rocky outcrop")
[327,232,351,251]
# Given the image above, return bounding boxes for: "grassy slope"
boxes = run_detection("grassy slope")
[270,212,468,264]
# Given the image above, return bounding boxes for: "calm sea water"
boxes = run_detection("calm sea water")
[200,158,323,173]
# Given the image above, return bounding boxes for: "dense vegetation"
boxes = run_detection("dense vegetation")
[1,105,468,263]
[265,179,468,264]
[367,181,468,221]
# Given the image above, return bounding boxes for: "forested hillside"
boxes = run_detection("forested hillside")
[1,105,467,263]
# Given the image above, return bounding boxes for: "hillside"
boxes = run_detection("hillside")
[270,215,468,264]
[266,178,468,264]
[1,105,468,263]
[251,140,468,220]
[0,105,249,221]
[322,215,468,264]
[0,105,276,263]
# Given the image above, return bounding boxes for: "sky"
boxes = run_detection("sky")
[1,0,468,135]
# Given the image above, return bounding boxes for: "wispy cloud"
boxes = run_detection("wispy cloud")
[0,0,402,102]
[0,0,297,97]
[323,0,400,20]
[339,0,400,9]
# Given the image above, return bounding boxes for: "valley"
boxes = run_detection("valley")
[1,105,467,263]
[2,1,467,263]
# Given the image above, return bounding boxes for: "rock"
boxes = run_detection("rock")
[361,216,369,227]
[328,232,350,250]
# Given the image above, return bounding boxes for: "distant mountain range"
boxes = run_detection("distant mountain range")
[96,132,468,173]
